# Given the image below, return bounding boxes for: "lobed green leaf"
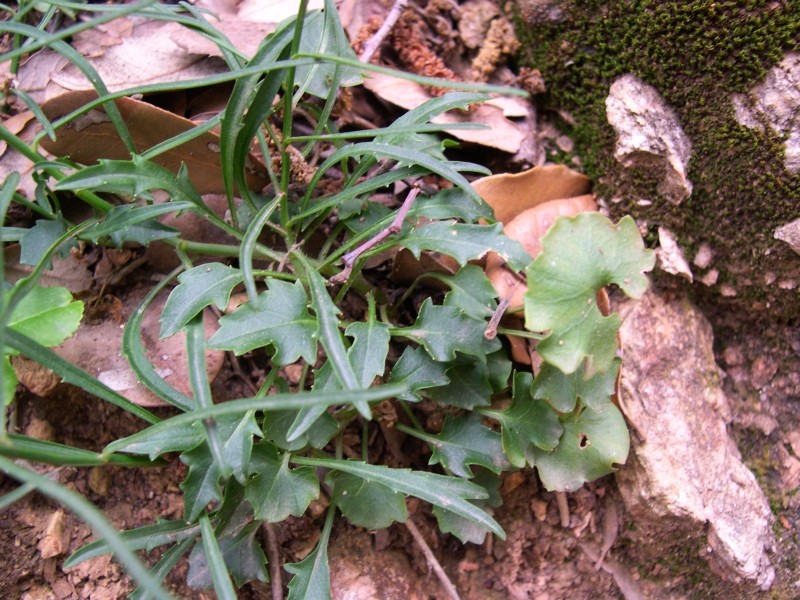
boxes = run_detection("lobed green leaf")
[524,213,654,375]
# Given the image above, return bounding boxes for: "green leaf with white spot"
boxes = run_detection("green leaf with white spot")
[524,213,654,376]
[245,443,319,523]
[533,404,629,492]
[427,413,510,477]
[209,278,317,365]
[403,221,531,271]
[394,299,499,363]
[161,264,244,338]
[328,471,407,530]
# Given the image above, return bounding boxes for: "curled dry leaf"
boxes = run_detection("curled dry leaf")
[40,90,267,194]
[476,164,596,310]
[472,164,591,224]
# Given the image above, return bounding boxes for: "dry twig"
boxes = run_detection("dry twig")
[358,0,410,64]
[405,518,461,600]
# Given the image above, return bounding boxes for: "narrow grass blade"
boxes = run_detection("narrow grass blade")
[104,383,408,457]
[199,512,237,600]
[0,434,157,467]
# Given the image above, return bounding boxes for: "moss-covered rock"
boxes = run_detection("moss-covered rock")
[515,0,800,319]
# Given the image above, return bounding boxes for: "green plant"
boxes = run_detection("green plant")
[0,1,655,597]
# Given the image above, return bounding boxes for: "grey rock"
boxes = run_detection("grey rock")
[605,75,693,204]
[775,218,800,255]
[615,290,775,591]
[732,53,800,174]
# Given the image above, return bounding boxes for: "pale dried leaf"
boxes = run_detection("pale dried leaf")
[19,20,226,103]
[363,72,528,153]
[169,17,275,59]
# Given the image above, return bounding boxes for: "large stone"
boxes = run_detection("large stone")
[615,290,775,591]
[605,74,693,205]
[732,53,800,174]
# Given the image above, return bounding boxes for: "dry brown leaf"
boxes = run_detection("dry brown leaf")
[363,72,529,153]
[18,20,226,103]
[472,164,591,224]
[0,111,39,198]
[3,245,95,293]
[56,289,224,407]
[40,90,267,194]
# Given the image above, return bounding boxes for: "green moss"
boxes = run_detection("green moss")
[516,0,800,318]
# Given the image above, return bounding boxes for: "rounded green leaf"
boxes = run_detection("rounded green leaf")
[533,404,630,492]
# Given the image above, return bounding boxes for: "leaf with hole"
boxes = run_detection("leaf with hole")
[209,278,317,365]
[524,213,654,375]
[533,404,629,492]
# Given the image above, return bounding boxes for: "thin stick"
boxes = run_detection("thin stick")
[359,0,410,64]
[263,523,283,600]
[330,186,421,284]
[484,296,511,340]
[556,491,570,528]
[405,518,461,600]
